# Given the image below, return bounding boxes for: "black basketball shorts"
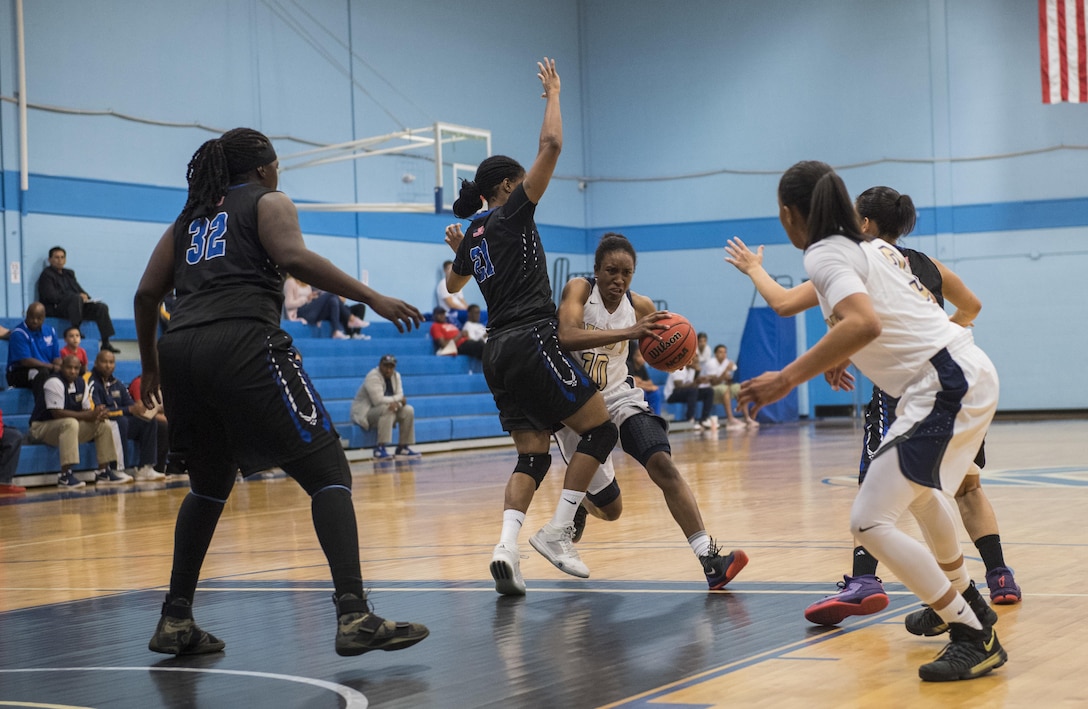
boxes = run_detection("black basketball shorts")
[159,320,340,478]
[483,318,599,432]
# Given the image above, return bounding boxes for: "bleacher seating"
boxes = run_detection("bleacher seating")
[1,316,504,485]
[291,321,501,448]
[648,367,732,423]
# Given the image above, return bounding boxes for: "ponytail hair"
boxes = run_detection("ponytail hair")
[855,186,916,239]
[452,155,526,218]
[778,160,863,247]
[179,127,276,224]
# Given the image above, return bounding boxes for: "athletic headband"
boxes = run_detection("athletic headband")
[226,142,277,176]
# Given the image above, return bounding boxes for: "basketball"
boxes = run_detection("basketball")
[639,313,697,372]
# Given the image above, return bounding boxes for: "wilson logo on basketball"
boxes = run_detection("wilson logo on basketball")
[647,331,684,359]
[639,312,696,372]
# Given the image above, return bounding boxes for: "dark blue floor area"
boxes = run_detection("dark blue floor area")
[0,580,919,708]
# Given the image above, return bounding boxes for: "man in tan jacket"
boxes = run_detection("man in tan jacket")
[350,354,419,459]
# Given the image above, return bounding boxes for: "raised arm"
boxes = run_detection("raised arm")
[931,257,981,327]
[520,57,562,205]
[724,237,818,316]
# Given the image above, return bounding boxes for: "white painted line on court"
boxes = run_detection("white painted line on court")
[0,668,368,709]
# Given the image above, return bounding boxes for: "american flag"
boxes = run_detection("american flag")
[1040,0,1088,103]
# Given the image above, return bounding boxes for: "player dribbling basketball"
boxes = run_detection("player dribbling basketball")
[554,232,749,589]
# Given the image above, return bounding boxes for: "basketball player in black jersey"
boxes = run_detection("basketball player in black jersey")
[134,128,429,656]
[443,58,618,596]
[724,185,1019,631]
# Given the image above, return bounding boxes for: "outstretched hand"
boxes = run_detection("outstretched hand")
[824,364,856,392]
[445,223,464,253]
[370,295,424,333]
[724,237,764,275]
[538,57,560,98]
[738,370,792,418]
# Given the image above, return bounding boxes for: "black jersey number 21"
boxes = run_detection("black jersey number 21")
[470,239,496,283]
[185,212,229,265]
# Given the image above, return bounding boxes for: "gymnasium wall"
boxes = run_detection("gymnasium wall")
[0,0,1084,411]
[578,0,1088,412]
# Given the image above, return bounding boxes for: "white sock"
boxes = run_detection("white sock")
[936,593,983,630]
[944,563,972,593]
[550,489,586,527]
[499,509,525,548]
[688,531,711,558]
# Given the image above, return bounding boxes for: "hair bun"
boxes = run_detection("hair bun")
[452,180,485,218]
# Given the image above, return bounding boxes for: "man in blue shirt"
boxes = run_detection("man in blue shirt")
[6,302,62,389]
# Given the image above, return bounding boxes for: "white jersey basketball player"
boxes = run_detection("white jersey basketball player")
[554,233,749,590]
[740,161,1005,682]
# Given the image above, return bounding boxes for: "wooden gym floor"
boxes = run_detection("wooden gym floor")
[1,416,1085,708]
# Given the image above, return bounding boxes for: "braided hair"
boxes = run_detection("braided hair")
[452,155,525,218]
[179,128,277,224]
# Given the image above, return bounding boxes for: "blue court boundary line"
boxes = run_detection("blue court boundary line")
[4,170,1088,253]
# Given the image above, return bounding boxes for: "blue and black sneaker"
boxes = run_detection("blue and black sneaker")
[700,540,748,590]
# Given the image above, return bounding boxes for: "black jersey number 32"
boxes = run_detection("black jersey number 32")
[186,212,230,265]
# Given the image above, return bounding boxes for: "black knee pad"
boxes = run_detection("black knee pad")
[619,414,671,467]
[514,453,551,489]
[587,478,621,508]
[576,421,619,464]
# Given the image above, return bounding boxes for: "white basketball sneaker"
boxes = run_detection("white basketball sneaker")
[490,543,526,596]
[529,523,590,578]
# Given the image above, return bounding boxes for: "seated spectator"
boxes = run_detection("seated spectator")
[0,325,10,340]
[694,331,713,370]
[436,260,469,325]
[346,302,370,339]
[663,361,714,429]
[61,326,89,373]
[429,307,484,358]
[704,344,758,429]
[627,346,663,415]
[283,275,366,340]
[350,354,420,459]
[90,350,165,481]
[691,332,719,429]
[129,375,180,479]
[462,304,487,343]
[29,354,126,488]
[0,405,25,496]
[36,246,120,353]
[6,302,62,389]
